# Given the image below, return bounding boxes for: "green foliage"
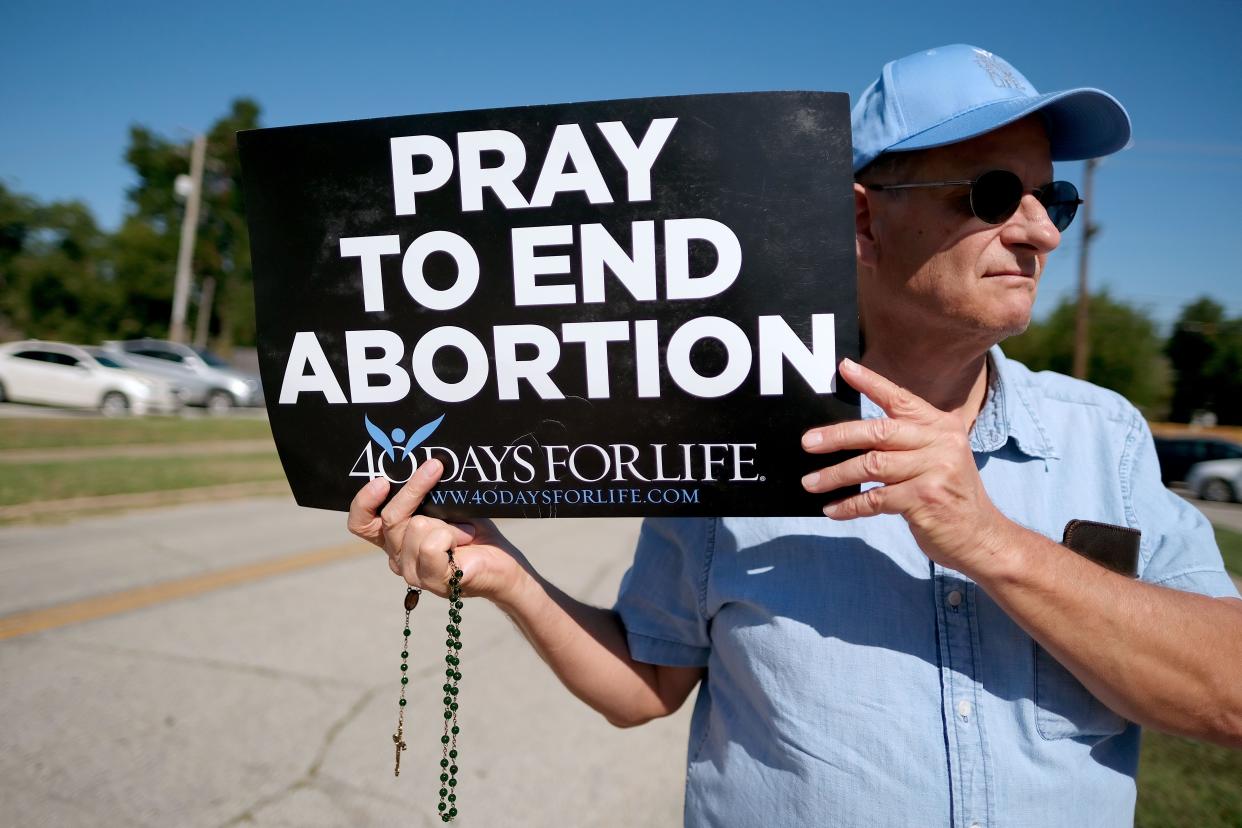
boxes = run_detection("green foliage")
[1166,298,1242,425]
[1004,291,1171,417]
[0,182,123,342]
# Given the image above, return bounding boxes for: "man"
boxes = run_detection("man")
[349,45,1242,826]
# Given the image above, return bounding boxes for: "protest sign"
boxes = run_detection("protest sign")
[239,92,859,518]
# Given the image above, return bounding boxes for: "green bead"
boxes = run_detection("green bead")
[454,671,462,680]
[445,668,453,677]
[440,772,449,782]
[400,664,408,671]
[398,698,406,707]
[445,655,453,664]
[449,806,457,816]
[453,641,462,650]
[448,578,459,587]
[403,628,411,636]
[444,710,452,720]
[449,764,458,774]
[454,600,463,609]
[401,677,408,685]
[451,725,460,734]
[440,785,448,795]
[454,569,463,578]
[443,695,452,705]
[449,749,458,758]
[441,735,450,744]
[448,793,456,802]
[440,758,449,768]
[443,683,451,692]
[449,686,458,695]
[441,815,450,823]
[450,701,458,711]
[438,802,447,812]
[401,650,408,658]
[448,778,457,787]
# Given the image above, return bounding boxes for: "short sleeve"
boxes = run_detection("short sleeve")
[1128,414,1241,599]
[612,517,714,667]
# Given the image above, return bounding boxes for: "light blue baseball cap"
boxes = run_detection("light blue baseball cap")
[852,44,1131,173]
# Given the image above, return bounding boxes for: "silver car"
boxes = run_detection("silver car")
[0,340,157,416]
[102,339,263,413]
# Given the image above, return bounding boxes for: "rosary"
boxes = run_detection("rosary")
[392,550,464,823]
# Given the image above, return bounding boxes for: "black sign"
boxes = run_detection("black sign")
[239,92,860,519]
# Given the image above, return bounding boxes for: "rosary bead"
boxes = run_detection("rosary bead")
[454,569,464,578]
[441,758,449,768]
[443,683,451,692]
[400,664,408,672]
[401,677,408,685]
[449,764,458,774]
[403,628,411,636]
[441,815,450,823]
[454,671,461,680]
[451,725,460,735]
[454,600,463,609]
[444,695,452,705]
[442,735,451,744]
[453,641,462,650]
[438,802,447,812]
[399,698,406,707]
[448,577,459,588]
[448,793,456,803]
[449,806,458,817]
[444,710,453,720]
[401,650,408,658]
[440,786,448,796]
[449,749,458,758]
[448,778,457,788]
[449,686,458,695]
[445,668,453,677]
[440,772,449,782]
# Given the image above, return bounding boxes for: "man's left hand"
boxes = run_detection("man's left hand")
[801,358,1014,575]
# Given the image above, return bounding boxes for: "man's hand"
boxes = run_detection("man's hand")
[801,358,1013,576]
[347,459,530,604]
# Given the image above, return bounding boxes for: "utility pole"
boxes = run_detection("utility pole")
[193,276,216,349]
[170,133,207,344]
[1072,158,1099,379]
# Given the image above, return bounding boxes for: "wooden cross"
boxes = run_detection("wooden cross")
[393,730,407,776]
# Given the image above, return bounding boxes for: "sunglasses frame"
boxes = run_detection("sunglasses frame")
[866,169,1083,232]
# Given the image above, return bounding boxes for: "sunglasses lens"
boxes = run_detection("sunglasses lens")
[1039,181,1081,232]
[969,170,1025,224]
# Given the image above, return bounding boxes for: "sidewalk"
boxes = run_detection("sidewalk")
[0,499,690,827]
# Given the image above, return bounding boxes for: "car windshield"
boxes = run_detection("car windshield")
[92,354,125,369]
[193,347,231,368]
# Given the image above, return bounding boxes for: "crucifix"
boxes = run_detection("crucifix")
[393,728,407,776]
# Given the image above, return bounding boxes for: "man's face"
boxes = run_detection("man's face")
[857,116,1062,348]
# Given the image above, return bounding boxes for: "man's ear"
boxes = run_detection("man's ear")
[854,182,878,268]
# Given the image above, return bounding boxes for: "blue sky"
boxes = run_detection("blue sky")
[3,0,1240,329]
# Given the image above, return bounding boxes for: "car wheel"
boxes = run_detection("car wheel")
[206,390,234,415]
[1200,478,1237,503]
[100,391,130,417]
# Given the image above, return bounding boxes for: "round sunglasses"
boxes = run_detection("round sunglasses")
[866,169,1083,232]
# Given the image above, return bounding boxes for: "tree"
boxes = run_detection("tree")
[1004,291,1171,418]
[1165,297,1238,424]
[114,98,261,351]
[0,181,122,342]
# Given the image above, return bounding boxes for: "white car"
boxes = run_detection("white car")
[1186,458,1242,503]
[83,347,186,414]
[0,340,157,416]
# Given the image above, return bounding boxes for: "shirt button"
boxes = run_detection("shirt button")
[946,590,963,608]
[969,823,982,828]
[957,699,972,720]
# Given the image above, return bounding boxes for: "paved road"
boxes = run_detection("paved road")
[0,499,689,827]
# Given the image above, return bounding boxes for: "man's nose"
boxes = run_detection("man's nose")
[1000,193,1061,254]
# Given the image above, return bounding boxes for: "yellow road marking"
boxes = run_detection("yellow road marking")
[0,543,373,641]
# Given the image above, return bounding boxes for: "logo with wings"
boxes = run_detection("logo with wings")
[364,413,445,462]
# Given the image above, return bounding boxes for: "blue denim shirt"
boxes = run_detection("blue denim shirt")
[613,347,1240,828]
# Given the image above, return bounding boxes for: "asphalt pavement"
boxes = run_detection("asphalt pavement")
[0,499,690,828]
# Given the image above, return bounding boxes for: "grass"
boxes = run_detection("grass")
[0,453,286,507]
[0,416,273,451]
[1214,525,1242,577]
[1137,729,1242,827]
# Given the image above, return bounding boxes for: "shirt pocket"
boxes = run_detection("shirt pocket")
[1033,642,1127,741]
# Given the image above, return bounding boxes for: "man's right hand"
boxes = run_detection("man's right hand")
[347,458,529,605]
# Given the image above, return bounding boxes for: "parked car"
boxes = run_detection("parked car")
[102,338,263,413]
[1185,458,1242,503]
[1152,435,1242,485]
[83,347,187,414]
[0,340,157,416]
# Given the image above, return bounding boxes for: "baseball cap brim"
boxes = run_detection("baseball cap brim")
[884,87,1132,162]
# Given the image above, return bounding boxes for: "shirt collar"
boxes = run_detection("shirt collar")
[971,345,1059,460]
[858,345,1059,460]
